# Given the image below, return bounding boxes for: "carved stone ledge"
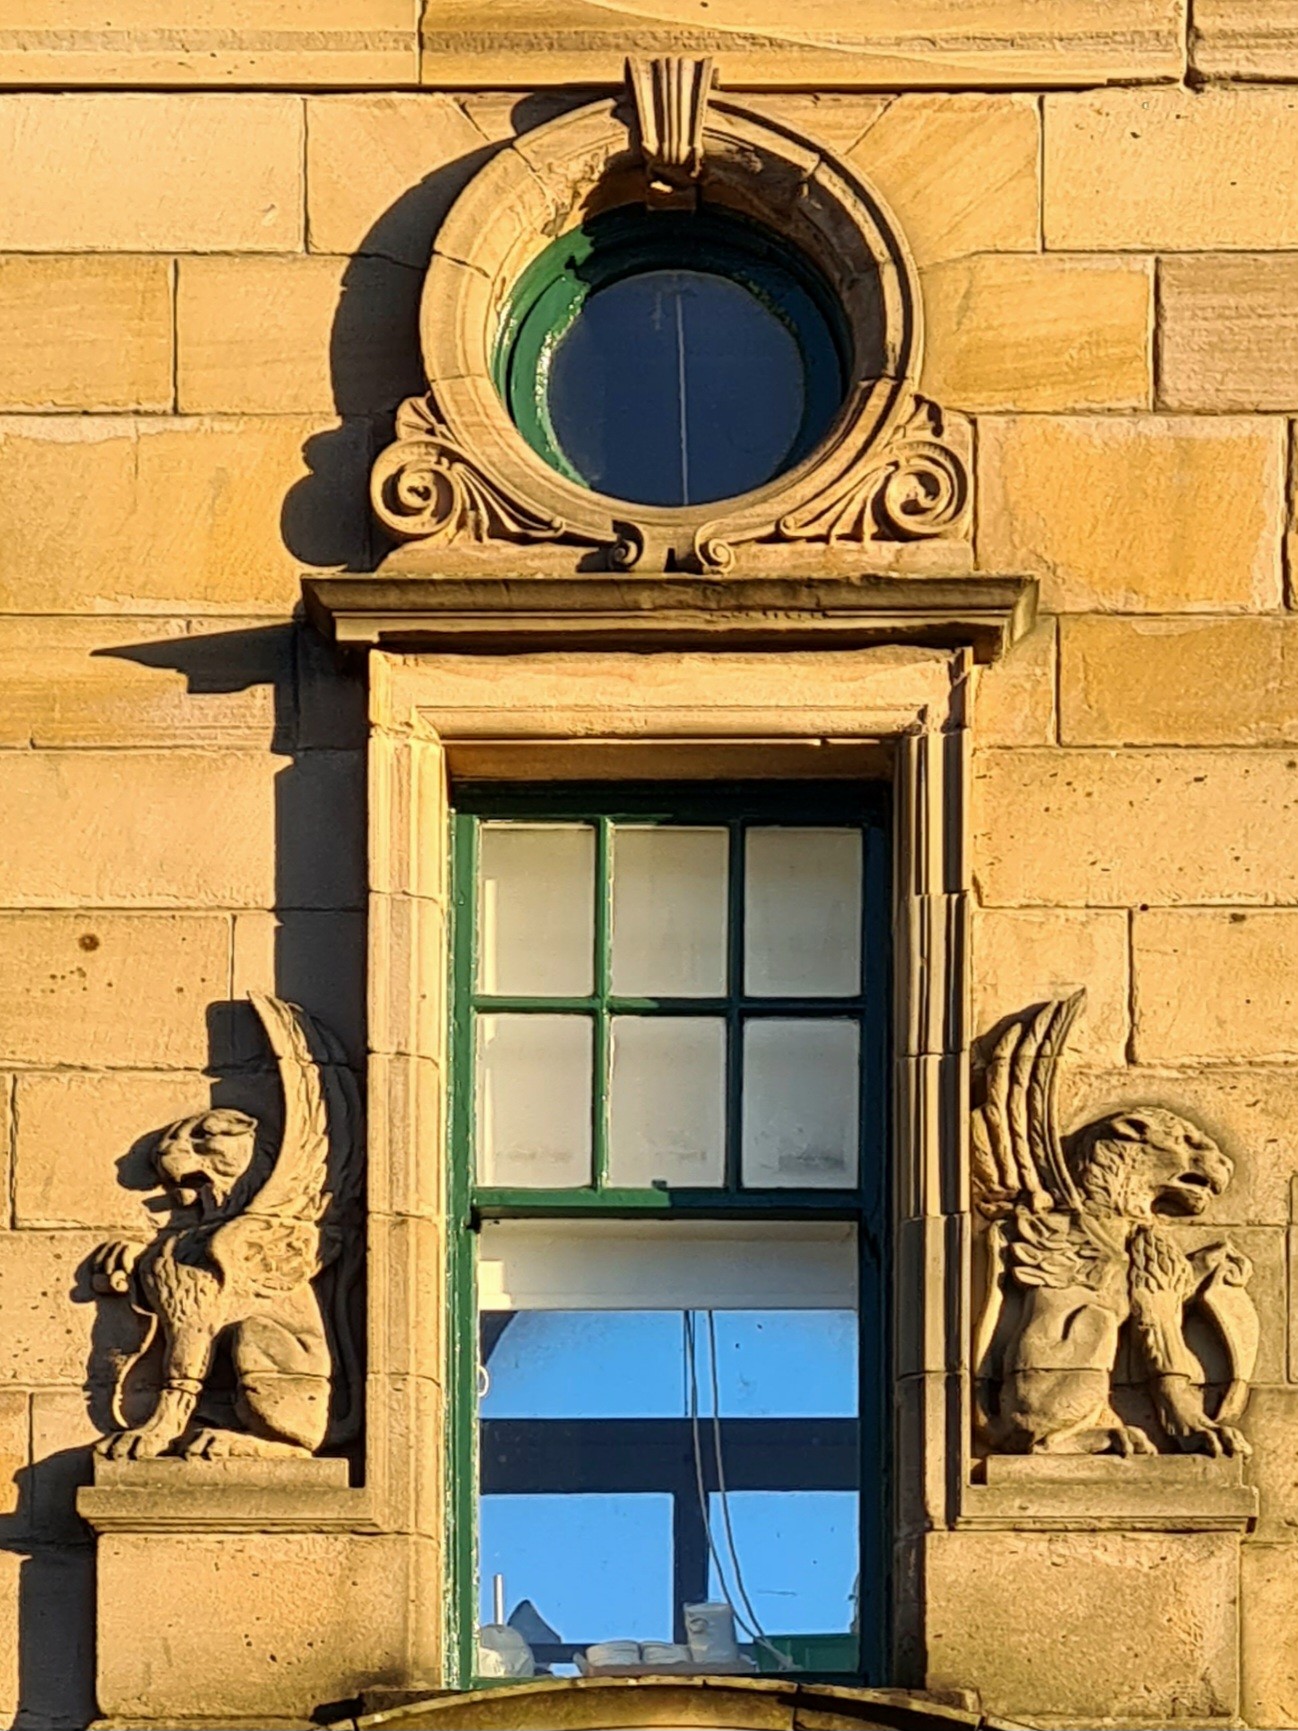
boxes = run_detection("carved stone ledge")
[303,571,1037,666]
[960,1455,1257,1533]
[77,1456,380,1535]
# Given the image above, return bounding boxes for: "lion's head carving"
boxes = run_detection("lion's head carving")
[1071,1107,1232,1220]
[155,1108,265,1215]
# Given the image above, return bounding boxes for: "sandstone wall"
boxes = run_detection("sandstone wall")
[5,5,1298,1727]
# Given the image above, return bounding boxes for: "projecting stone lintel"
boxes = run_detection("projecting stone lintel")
[302,571,1037,666]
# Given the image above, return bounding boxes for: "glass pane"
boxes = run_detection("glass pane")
[479,1493,674,1662]
[478,823,594,997]
[706,1492,859,1644]
[610,826,728,997]
[476,1014,592,1186]
[742,1020,859,1188]
[481,1313,687,1419]
[744,828,862,998]
[608,1016,725,1188]
[547,271,806,507]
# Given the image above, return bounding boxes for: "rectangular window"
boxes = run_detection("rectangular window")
[449,784,889,1687]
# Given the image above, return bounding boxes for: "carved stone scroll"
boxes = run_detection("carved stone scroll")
[627,54,714,200]
[972,992,1258,1461]
[90,996,362,1461]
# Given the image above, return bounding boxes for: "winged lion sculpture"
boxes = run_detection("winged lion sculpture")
[90,995,362,1460]
[972,991,1258,1459]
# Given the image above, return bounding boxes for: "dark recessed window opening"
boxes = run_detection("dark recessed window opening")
[496,208,858,508]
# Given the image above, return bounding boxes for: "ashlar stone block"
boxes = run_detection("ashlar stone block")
[177,254,423,416]
[971,907,1129,1064]
[0,1231,104,1387]
[1046,88,1298,250]
[305,94,497,268]
[844,95,1039,267]
[925,1529,1237,1723]
[971,615,1055,747]
[975,749,1298,908]
[0,615,283,749]
[1061,615,1298,746]
[1243,1542,1298,1729]
[1134,909,1298,1061]
[0,94,303,252]
[922,254,1152,412]
[0,913,228,1068]
[0,415,370,614]
[0,0,417,85]
[1192,2,1298,81]
[1160,254,1298,411]
[0,255,171,411]
[977,414,1284,613]
[97,1531,425,1722]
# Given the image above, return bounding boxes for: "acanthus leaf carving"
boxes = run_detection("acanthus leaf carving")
[972,991,1258,1461]
[372,393,570,547]
[90,995,363,1461]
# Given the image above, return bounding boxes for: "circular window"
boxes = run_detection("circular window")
[496,208,850,508]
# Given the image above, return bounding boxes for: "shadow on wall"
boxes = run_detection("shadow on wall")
[280,92,593,572]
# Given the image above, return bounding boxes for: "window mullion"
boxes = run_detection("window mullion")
[725,818,745,1193]
[593,815,613,1190]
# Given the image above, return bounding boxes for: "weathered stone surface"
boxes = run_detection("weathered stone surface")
[0,1231,103,1386]
[972,616,1055,747]
[977,415,1285,612]
[0,914,227,1068]
[421,1,1183,87]
[177,254,423,415]
[1193,2,1298,80]
[31,1390,101,1543]
[1242,1542,1298,1729]
[1232,1387,1298,1541]
[971,908,1128,1064]
[1047,88,1298,250]
[1134,910,1298,1061]
[0,95,303,251]
[0,1547,95,1729]
[231,909,367,1067]
[0,1393,25,1523]
[0,0,417,84]
[305,94,496,268]
[844,95,1039,267]
[1061,615,1298,746]
[0,616,286,749]
[0,415,371,613]
[975,750,1298,907]
[925,1529,1237,1722]
[0,750,363,909]
[922,254,1152,411]
[1160,255,1298,411]
[0,255,171,411]
[1064,1065,1298,1226]
[97,1531,421,1720]
[13,1071,207,1231]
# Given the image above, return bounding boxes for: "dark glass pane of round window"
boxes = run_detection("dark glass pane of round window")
[546,269,810,507]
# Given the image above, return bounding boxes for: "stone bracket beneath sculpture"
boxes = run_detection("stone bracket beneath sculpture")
[78,1456,377,1536]
[960,1454,1257,1533]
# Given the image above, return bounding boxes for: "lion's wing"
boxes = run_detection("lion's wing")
[972,992,1085,1218]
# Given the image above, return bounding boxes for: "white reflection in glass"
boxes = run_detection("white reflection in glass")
[478,824,595,997]
[611,826,728,998]
[744,829,862,998]
[476,1014,592,1186]
[741,1020,859,1188]
[608,1016,726,1188]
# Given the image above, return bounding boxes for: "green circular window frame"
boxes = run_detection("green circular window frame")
[494,205,852,502]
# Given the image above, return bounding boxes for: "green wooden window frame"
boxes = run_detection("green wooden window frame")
[447,782,892,1688]
[493,206,850,494]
